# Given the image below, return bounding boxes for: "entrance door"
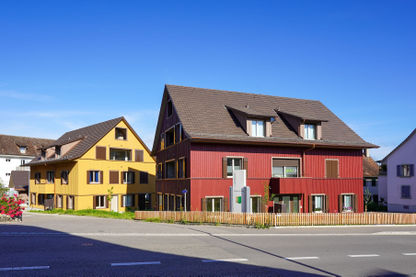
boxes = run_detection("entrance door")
[111,195,118,212]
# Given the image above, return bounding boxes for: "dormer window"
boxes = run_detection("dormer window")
[115,128,127,140]
[304,124,316,140]
[55,146,61,158]
[251,120,265,137]
[19,146,27,154]
[41,149,46,158]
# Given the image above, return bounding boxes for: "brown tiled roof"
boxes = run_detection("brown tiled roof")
[0,135,53,157]
[9,170,29,190]
[154,85,377,151]
[363,156,379,177]
[27,117,124,165]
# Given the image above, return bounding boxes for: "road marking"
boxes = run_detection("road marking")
[111,261,161,267]
[201,258,248,263]
[373,231,416,236]
[285,256,319,260]
[0,266,50,271]
[402,253,416,256]
[348,254,380,258]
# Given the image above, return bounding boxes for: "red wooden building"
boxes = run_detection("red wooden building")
[152,85,377,213]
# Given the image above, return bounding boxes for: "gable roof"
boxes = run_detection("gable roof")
[9,170,29,190]
[27,117,153,166]
[0,135,53,157]
[152,85,377,152]
[381,128,416,163]
[363,156,379,177]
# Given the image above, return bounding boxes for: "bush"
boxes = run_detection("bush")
[0,194,25,220]
[367,202,387,212]
[144,217,161,223]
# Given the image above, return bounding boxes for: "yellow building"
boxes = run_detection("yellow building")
[27,117,156,212]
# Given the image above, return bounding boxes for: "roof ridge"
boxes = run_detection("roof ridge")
[165,84,321,103]
[0,134,54,141]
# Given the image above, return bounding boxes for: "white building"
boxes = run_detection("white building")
[0,134,53,187]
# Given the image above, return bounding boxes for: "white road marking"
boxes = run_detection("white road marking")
[111,261,161,267]
[201,258,248,263]
[373,231,416,236]
[402,253,416,256]
[0,266,50,271]
[348,254,380,258]
[285,256,319,260]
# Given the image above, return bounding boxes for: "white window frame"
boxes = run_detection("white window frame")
[123,195,134,207]
[96,195,106,209]
[89,170,100,184]
[123,171,135,184]
[312,194,325,213]
[304,124,316,140]
[226,157,244,178]
[205,196,223,212]
[251,120,265,137]
[341,194,354,212]
[271,157,301,178]
[250,195,261,213]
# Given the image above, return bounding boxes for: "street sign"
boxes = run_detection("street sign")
[182,189,188,194]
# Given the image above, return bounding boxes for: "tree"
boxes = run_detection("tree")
[107,186,114,208]
[0,182,8,196]
[262,182,270,213]
[363,187,372,212]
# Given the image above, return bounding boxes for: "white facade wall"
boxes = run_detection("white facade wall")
[0,155,33,187]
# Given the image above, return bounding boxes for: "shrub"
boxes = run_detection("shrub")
[0,194,25,220]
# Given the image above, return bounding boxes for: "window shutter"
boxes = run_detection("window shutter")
[222,157,227,178]
[410,165,414,177]
[397,165,401,177]
[353,194,357,212]
[132,194,135,207]
[87,171,90,184]
[100,171,103,184]
[120,172,124,184]
[243,158,248,175]
[121,195,125,207]
[338,195,342,212]
[105,197,109,208]
[325,195,329,213]
[93,196,96,209]
[110,171,119,184]
[201,198,206,212]
[135,150,144,162]
[96,146,106,160]
[308,195,312,213]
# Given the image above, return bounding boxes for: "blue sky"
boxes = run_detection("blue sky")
[0,0,415,160]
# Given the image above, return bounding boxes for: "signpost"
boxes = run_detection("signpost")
[182,189,188,212]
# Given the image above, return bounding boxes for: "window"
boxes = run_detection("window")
[95,196,106,209]
[226,157,243,178]
[20,160,26,165]
[326,159,339,178]
[169,195,174,211]
[31,193,36,205]
[251,196,261,213]
[55,146,61,157]
[88,171,100,184]
[206,197,223,212]
[341,194,354,212]
[177,158,185,178]
[157,163,162,179]
[115,128,127,140]
[272,158,300,178]
[304,124,316,140]
[46,171,54,184]
[397,164,414,177]
[160,134,165,150]
[19,146,27,154]
[401,185,411,199]
[61,171,69,185]
[251,120,265,137]
[38,194,45,205]
[311,195,325,213]
[123,171,135,184]
[175,195,182,211]
[56,195,63,208]
[34,172,41,184]
[167,100,173,117]
[165,128,175,147]
[166,161,176,179]
[123,195,134,207]
[110,148,131,161]
[139,193,152,210]
[135,149,144,162]
[175,123,183,143]
[67,196,74,209]
[5,173,10,176]
[139,171,148,184]
[5,158,10,162]
[274,195,300,213]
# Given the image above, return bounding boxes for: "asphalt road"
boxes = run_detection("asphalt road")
[0,213,416,276]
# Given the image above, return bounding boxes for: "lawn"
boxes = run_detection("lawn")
[29,209,135,220]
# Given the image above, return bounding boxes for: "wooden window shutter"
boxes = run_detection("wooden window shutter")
[100,171,103,184]
[326,160,338,178]
[135,150,144,162]
[243,158,248,175]
[110,171,119,184]
[353,194,357,212]
[96,146,106,160]
[120,172,124,184]
[325,195,329,213]
[87,171,90,184]
[105,197,108,208]
[397,165,401,177]
[121,195,125,207]
[338,195,342,212]
[222,157,227,178]
[201,198,206,212]
[308,195,312,213]
[93,196,96,209]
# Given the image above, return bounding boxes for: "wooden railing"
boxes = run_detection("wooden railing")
[135,211,416,226]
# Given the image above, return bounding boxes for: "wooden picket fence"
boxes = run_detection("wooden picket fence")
[135,211,416,226]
